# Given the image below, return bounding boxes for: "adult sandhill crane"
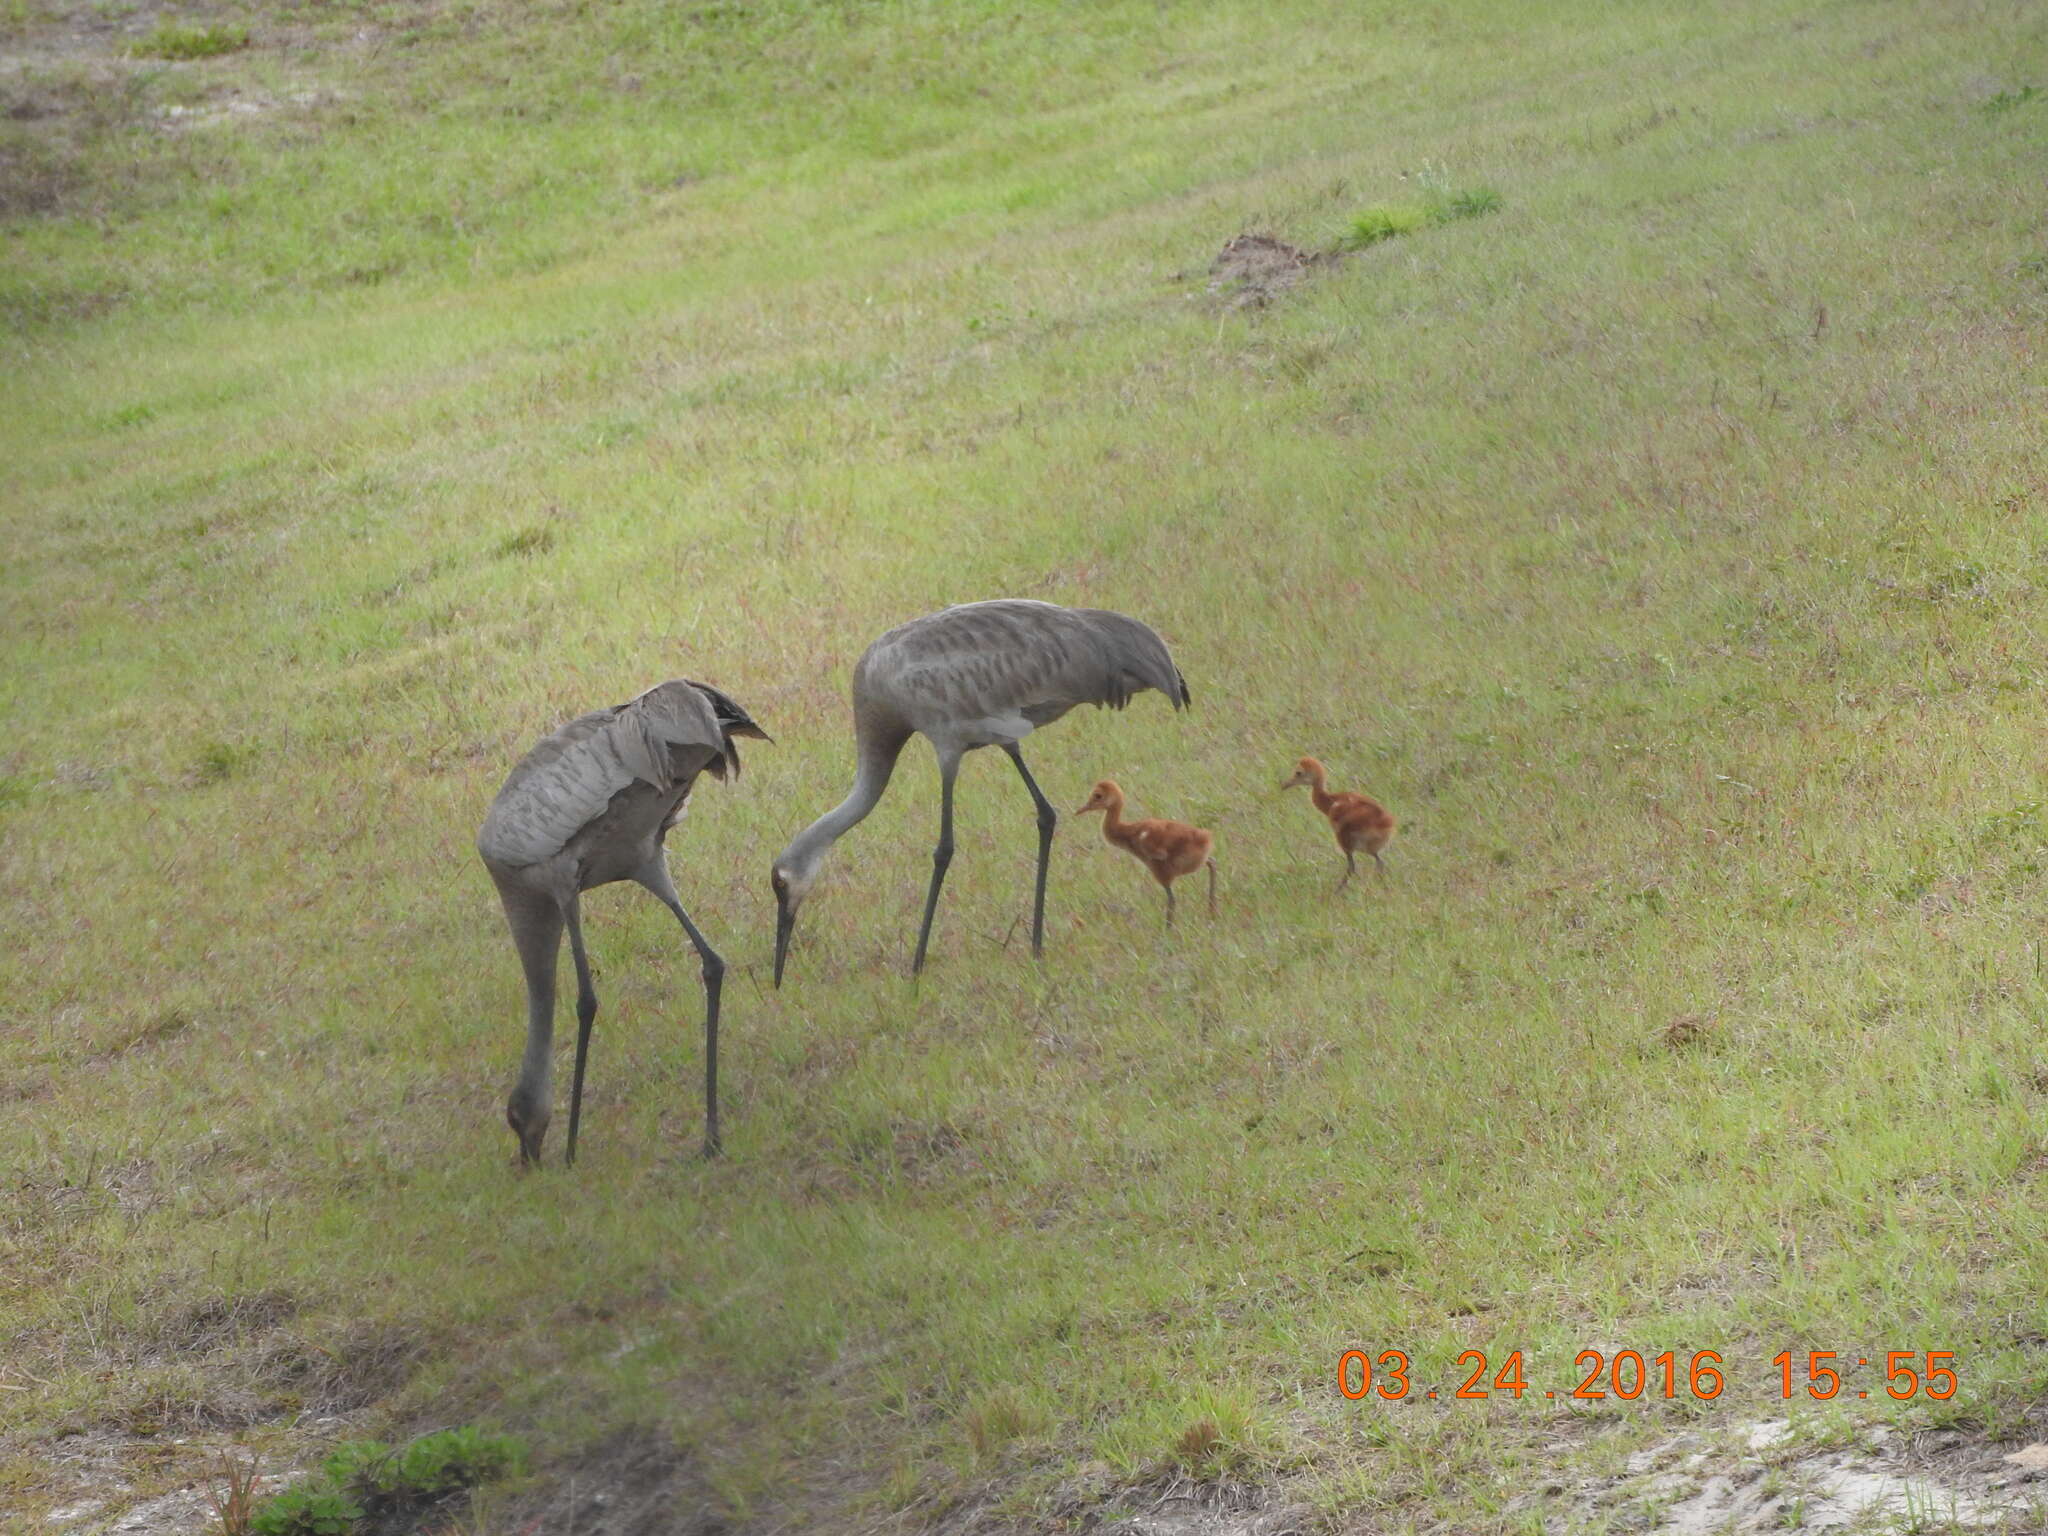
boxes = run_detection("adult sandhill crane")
[1280,755,1396,891]
[770,600,1190,983]
[1074,779,1217,923]
[479,679,768,1166]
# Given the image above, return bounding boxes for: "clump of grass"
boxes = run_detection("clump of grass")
[191,740,254,784]
[1164,1389,1274,1477]
[1342,201,1432,248]
[1437,183,1502,219]
[1340,174,1502,249]
[961,1386,1048,1457]
[1173,1417,1224,1468]
[493,524,556,559]
[203,1452,264,1536]
[1661,1013,1719,1049]
[129,20,251,60]
[1983,84,2038,115]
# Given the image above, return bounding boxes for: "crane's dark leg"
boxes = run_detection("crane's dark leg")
[638,863,726,1159]
[562,896,600,1168]
[911,752,962,976]
[1206,859,1218,917]
[1373,850,1389,883]
[1001,744,1058,959]
[1336,849,1356,895]
[1164,885,1176,926]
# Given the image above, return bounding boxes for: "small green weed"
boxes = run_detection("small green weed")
[249,1484,362,1536]
[128,20,251,60]
[319,1440,394,1490]
[349,1425,523,1505]
[247,1428,521,1533]
[1983,84,2038,114]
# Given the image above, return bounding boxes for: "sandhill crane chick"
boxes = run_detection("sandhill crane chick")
[1280,756,1395,891]
[1074,779,1217,924]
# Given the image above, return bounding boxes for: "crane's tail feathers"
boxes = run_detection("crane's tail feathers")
[1175,669,1192,708]
[686,680,772,780]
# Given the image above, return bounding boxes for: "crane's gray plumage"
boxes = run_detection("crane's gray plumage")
[771,600,1189,983]
[481,679,767,1165]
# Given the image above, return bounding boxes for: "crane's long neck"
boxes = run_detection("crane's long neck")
[1306,766,1337,817]
[783,721,907,871]
[1098,792,1127,839]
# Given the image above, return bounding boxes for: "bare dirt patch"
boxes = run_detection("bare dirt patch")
[496,1426,731,1536]
[1575,1419,2048,1533]
[1202,235,1341,311]
[31,1427,295,1534]
[1086,1477,1312,1536]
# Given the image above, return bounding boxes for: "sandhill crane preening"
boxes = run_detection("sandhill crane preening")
[1280,756,1396,891]
[1074,779,1216,924]
[479,680,768,1166]
[770,600,1190,983]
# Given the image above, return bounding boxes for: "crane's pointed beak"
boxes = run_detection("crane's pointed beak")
[508,1106,547,1170]
[773,895,795,989]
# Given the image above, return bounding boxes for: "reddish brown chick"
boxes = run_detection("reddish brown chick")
[1281,756,1395,891]
[1075,779,1217,924]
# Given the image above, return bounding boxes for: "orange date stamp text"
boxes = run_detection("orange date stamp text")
[1336,1349,1958,1403]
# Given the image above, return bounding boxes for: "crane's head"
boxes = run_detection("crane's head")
[1280,757,1324,791]
[1074,780,1122,816]
[770,854,823,988]
[506,1086,549,1168]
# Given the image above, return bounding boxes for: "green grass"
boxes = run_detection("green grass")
[128,20,251,61]
[1342,200,1435,247]
[4,0,2048,1530]
[1341,172,1501,249]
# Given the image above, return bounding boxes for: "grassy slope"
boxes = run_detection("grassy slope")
[4,0,2048,1527]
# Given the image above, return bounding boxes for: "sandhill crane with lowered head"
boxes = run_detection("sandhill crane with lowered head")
[770,600,1190,983]
[479,679,768,1165]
